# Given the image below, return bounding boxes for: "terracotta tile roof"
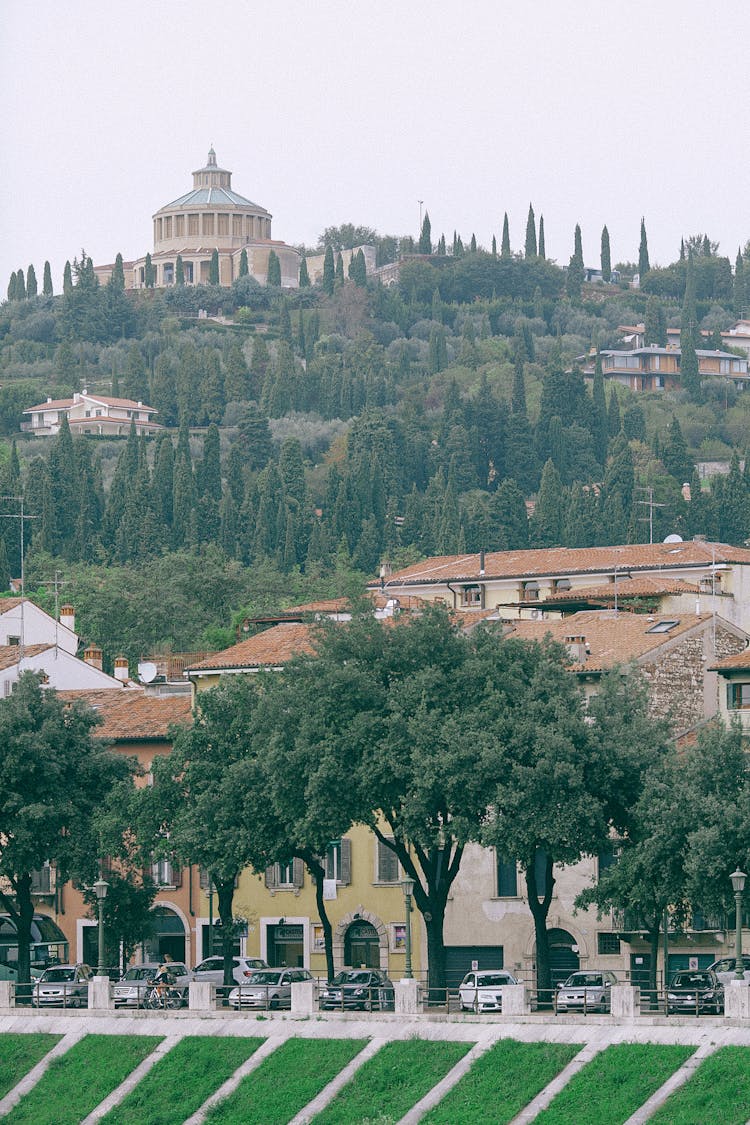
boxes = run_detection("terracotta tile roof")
[543,575,702,603]
[506,611,715,671]
[709,649,750,672]
[24,399,76,413]
[0,598,26,613]
[282,598,352,614]
[186,622,315,672]
[58,689,193,740]
[0,643,52,670]
[374,541,750,587]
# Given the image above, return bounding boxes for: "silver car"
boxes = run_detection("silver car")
[459,969,519,1012]
[192,955,268,985]
[707,955,750,986]
[33,964,93,1008]
[556,970,618,1012]
[228,967,313,1010]
[113,962,191,1007]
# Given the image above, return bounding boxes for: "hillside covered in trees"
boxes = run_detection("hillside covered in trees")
[3,216,750,665]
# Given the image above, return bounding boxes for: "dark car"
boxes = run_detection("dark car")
[667,969,724,1014]
[320,969,395,1011]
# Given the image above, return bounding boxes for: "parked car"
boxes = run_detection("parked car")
[667,969,724,1014]
[192,955,268,986]
[458,969,519,1012]
[556,971,618,1012]
[228,968,313,1010]
[33,964,93,1007]
[113,962,191,1007]
[320,970,395,1011]
[707,955,750,986]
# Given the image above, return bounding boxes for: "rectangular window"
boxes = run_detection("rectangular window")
[597,932,621,955]
[496,855,518,897]
[6,636,20,646]
[598,847,618,879]
[175,215,184,237]
[151,858,181,887]
[217,214,229,236]
[232,215,242,236]
[728,682,750,710]
[376,837,400,884]
[156,218,163,240]
[461,585,482,607]
[325,838,351,884]
[188,214,199,236]
[265,858,304,889]
[202,214,214,237]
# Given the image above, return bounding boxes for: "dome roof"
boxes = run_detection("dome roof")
[155,147,269,216]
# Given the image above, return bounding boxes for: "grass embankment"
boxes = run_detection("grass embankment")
[205,1037,367,1123]
[4,1035,161,1125]
[649,1046,750,1124]
[422,1039,582,1125]
[101,1036,262,1125]
[0,1034,61,1100]
[315,1039,471,1125]
[534,1042,694,1125]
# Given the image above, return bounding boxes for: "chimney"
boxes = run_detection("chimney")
[564,635,588,664]
[479,549,485,576]
[59,604,75,633]
[83,644,103,671]
[113,655,129,682]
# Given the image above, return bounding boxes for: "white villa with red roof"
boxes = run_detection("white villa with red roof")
[22,390,160,437]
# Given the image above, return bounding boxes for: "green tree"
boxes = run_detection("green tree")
[529,459,564,546]
[63,260,73,295]
[418,212,432,255]
[175,255,185,286]
[538,215,546,259]
[42,261,53,296]
[298,255,310,287]
[566,224,584,298]
[0,674,130,983]
[638,217,650,278]
[661,416,694,484]
[525,204,537,257]
[267,250,281,287]
[501,213,511,258]
[210,249,220,286]
[335,252,345,287]
[351,249,367,287]
[144,252,155,288]
[82,870,157,973]
[26,265,37,298]
[601,225,611,282]
[16,269,26,300]
[7,272,17,301]
[322,245,335,296]
[239,248,249,278]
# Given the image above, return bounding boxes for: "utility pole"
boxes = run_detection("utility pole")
[636,487,665,545]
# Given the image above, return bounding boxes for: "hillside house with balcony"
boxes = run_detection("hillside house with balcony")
[581,346,748,392]
[22,391,160,437]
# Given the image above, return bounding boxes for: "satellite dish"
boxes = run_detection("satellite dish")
[663,534,683,543]
[137,661,158,683]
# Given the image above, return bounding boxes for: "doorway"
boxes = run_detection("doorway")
[267,924,304,967]
[344,921,380,968]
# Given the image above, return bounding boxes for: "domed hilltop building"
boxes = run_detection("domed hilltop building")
[95,148,301,289]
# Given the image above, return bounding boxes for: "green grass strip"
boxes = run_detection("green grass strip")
[535,1042,695,1125]
[0,1033,61,1100]
[205,1037,367,1124]
[101,1035,263,1125]
[422,1038,582,1125]
[4,1034,162,1125]
[649,1045,750,1125]
[315,1039,471,1125]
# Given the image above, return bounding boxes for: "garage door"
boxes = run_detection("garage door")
[444,946,504,989]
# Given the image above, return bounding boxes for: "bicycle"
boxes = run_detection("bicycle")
[144,976,182,1010]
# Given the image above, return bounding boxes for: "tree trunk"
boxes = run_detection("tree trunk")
[299,852,334,981]
[215,878,236,987]
[647,923,661,1007]
[424,907,447,998]
[0,876,34,990]
[525,854,555,1004]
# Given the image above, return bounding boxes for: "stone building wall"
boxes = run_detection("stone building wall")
[640,624,746,733]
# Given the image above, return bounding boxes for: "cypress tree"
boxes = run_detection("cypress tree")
[437,234,446,255]
[681,253,700,399]
[524,204,537,257]
[351,248,367,286]
[469,233,477,253]
[538,215,546,259]
[735,249,746,319]
[638,217,650,277]
[662,416,694,483]
[298,255,310,287]
[297,308,306,355]
[600,225,611,282]
[26,264,37,298]
[63,260,73,295]
[491,234,497,257]
[680,237,685,261]
[238,248,249,277]
[16,269,26,300]
[592,350,608,464]
[175,255,185,285]
[210,249,220,286]
[511,346,527,415]
[7,272,17,301]
[530,459,564,547]
[143,252,154,288]
[322,245,335,295]
[335,252,345,287]
[418,212,432,254]
[110,252,125,290]
[501,212,511,258]
[566,224,584,297]
[42,261,53,296]
[680,334,701,400]
[607,386,621,437]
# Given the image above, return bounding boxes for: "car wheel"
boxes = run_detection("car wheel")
[269,996,280,1011]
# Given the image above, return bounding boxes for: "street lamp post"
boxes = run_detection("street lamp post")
[401,877,415,979]
[730,869,746,980]
[93,878,109,976]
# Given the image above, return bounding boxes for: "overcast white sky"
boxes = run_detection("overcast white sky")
[2,0,748,291]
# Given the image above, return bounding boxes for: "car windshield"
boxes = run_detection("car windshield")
[672,972,712,987]
[332,971,372,985]
[123,967,155,981]
[249,972,282,985]
[564,974,603,987]
[476,973,510,986]
[41,968,75,982]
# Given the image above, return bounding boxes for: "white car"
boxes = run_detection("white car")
[113,962,191,1007]
[707,955,750,986]
[33,964,93,1007]
[556,970,618,1012]
[459,969,519,1012]
[192,955,268,985]
[228,968,313,1010]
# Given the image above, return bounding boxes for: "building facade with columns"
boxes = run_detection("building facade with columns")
[95,148,301,291]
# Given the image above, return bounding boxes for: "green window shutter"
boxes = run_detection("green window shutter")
[340,838,352,885]
[293,857,304,888]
